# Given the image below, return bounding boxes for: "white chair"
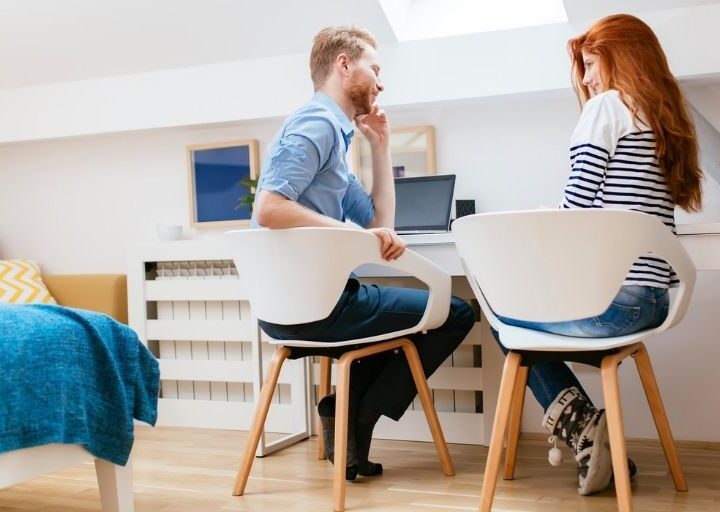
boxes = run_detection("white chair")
[452,209,695,512]
[225,227,455,512]
[0,445,133,511]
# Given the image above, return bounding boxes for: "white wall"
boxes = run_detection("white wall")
[0,118,276,272]
[0,92,582,272]
[3,88,713,273]
[1,93,719,442]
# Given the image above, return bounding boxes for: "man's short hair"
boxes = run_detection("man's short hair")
[310,26,377,90]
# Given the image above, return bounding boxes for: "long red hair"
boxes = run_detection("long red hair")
[569,14,702,212]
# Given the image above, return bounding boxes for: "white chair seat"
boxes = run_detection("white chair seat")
[265,326,436,348]
[499,323,665,352]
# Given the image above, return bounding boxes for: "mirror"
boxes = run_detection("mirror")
[351,125,436,190]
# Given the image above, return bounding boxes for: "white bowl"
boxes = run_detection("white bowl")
[156,223,183,241]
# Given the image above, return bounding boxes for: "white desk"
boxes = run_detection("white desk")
[365,224,720,275]
[127,235,486,449]
[128,224,719,450]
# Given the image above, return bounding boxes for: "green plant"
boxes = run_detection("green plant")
[235,177,259,212]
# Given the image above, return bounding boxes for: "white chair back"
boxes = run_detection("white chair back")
[225,227,451,329]
[452,209,696,328]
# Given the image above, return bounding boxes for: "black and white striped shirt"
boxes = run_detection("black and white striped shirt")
[561,90,677,288]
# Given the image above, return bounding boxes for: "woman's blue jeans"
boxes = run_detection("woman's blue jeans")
[491,285,669,411]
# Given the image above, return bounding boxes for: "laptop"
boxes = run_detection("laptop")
[394,174,456,234]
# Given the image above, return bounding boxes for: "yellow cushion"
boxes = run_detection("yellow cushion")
[0,260,57,304]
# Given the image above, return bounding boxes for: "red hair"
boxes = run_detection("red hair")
[569,14,702,212]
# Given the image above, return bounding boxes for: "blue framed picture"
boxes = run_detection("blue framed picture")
[187,139,259,227]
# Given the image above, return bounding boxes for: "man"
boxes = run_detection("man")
[253,26,474,479]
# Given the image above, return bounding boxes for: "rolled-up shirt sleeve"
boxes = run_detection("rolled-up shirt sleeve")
[259,117,335,201]
[342,173,375,227]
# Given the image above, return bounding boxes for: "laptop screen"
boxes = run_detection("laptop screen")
[394,174,456,232]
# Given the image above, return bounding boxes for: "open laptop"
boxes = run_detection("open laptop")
[394,174,456,234]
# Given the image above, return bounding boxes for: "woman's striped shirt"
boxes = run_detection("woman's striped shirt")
[561,90,677,288]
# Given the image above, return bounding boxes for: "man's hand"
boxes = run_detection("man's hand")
[368,227,406,260]
[355,106,389,149]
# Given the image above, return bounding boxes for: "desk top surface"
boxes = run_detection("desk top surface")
[676,223,720,235]
[399,233,455,245]
[398,223,720,246]
[130,223,719,265]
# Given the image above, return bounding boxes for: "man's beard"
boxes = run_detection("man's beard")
[348,72,374,116]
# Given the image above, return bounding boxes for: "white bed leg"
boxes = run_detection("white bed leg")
[94,456,134,512]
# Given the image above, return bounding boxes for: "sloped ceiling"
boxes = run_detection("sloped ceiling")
[4,0,720,91]
[562,0,720,21]
[0,0,396,90]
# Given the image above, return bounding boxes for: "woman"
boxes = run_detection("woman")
[492,13,703,496]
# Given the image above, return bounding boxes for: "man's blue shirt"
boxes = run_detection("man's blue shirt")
[252,92,374,228]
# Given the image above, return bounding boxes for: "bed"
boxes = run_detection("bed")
[0,274,159,512]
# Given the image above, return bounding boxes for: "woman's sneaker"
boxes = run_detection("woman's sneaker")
[543,387,613,495]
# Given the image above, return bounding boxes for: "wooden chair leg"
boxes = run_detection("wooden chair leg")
[232,346,291,496]
[333,354,353,512]
[400,339,455,476]
[504,364,528,480]
[479,351,521,512]
[601,354,633,512]
[317,356,333,460]
[632,343,688,491]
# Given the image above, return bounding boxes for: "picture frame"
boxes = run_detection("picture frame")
[187,139,260,228]
[351,125,436,189]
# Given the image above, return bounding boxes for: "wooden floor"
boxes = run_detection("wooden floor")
[1,426,719,511]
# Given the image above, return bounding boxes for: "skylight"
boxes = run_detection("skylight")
[379,0,569,41]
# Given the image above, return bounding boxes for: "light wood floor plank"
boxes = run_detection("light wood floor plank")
[1,426,719,511]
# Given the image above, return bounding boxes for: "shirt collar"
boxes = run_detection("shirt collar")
[313,92,355,149]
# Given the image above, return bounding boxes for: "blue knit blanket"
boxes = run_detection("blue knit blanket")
[0,304,160,465]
